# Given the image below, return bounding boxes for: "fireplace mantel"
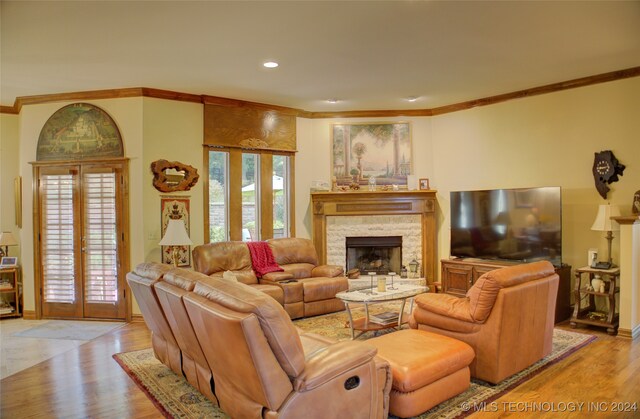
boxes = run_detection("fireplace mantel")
[311,190,438,285]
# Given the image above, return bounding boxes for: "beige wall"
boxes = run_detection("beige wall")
[430,77,640,276]
[295,77,640,280]
[0,114,21,256]
[5,76,639,317]
[141,97,204,261]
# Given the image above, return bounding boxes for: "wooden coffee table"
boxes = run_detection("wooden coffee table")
[336,284,429,339]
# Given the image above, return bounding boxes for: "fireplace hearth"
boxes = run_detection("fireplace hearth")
[346,236,402,275]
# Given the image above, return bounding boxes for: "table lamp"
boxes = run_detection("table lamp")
[0,232,18,258]
[159,218,192,267]
[590,203,620,269]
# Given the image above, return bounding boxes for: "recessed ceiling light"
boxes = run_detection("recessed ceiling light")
[405,96,419,102]
[327,99,340,104]
[263,61,279,68]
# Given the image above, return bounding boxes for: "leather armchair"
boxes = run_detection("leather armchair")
[409,261,558,384]
[183,274,392,418]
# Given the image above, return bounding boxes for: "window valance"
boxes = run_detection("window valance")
[203,102,297,152]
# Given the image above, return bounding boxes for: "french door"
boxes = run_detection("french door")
[34,160,129,320]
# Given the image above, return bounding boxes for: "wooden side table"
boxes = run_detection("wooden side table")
[570,266,619,335]
[0,266,22,319]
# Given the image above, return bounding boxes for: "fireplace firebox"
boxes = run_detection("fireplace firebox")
[346,236,402,275]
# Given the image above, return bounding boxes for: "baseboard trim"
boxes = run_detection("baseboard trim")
[22,310,37,320]
[131,314,145,323]
[617,325,640,340]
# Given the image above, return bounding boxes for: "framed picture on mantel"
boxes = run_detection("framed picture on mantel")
[331,122,412,188]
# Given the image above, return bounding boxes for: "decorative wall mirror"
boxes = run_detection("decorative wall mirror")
[151,159,199,192]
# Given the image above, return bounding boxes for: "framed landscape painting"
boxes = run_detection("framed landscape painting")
[331,122,412,187]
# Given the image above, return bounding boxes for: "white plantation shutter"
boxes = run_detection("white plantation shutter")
[42,174,76,303]
[83,172,118,303]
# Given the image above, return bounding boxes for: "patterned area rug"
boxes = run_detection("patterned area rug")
[114,307,595,419]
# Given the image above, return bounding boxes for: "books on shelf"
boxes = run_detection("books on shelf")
[0,307,15,314]
[370,311,400,325]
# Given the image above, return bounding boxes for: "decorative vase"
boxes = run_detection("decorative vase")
[368,176,376,191]
[592,275,604,293]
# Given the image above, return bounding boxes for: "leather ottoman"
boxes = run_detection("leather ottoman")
[368,329,475,418]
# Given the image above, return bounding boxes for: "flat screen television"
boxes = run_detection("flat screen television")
[450,186,562,266]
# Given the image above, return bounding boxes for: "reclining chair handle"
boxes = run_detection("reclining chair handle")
[344,376,360,390]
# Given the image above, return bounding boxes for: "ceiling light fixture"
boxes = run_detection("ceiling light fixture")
[405,96,419,102]
[327,99,339,104]
[263,61,279,68]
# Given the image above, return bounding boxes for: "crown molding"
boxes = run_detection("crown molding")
[308,108,433,119]
[202,94,311,118]
[2,66,639,117]
[429,66,640,116]
[2,87,202,114]
[0,105,19,114]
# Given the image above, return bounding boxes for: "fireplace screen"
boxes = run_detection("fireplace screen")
[346,236,402,275]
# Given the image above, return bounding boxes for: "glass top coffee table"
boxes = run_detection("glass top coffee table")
[336,283,429,339]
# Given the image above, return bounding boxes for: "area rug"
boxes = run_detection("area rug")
[12,320,124,341]
[114,308,596,419]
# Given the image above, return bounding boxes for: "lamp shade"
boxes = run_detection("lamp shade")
[0,232,18,247]
[591,204,621,232]
[159,219,193,246]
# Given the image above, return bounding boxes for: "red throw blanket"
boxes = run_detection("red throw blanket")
[246,241,283,278]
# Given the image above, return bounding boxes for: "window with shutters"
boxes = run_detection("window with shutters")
[42,174,76,304]
[83,172,118,303]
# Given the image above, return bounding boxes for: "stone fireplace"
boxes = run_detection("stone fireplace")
[327,215,422,273]
[311,190,438,284]
[346,236,403,275]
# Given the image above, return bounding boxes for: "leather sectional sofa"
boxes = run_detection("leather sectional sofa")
[127,259,559,417]
[126,262,392,418]
[192,237,348,319]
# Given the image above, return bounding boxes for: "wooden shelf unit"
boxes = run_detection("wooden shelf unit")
[0,266,22,319]
[441,258,572,323]
[570,266,619,335]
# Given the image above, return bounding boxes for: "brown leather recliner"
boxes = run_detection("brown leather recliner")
[126,262,182,375]
[192,237,348,318]
[183,273,392,418]
[153,268,219,405]
[409,261,558,384]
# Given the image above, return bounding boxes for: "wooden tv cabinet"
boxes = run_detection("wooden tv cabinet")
[441,258,572,323]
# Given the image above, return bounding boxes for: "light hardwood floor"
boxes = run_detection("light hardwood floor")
[0,321,638,418]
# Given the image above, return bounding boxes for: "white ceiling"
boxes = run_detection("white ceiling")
[2,1,639,111]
